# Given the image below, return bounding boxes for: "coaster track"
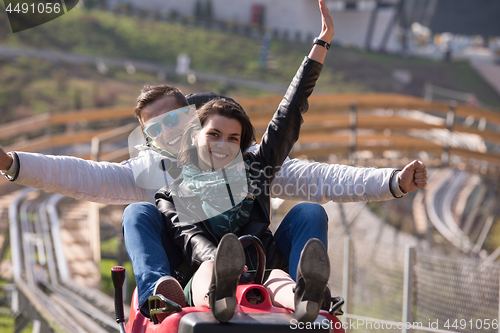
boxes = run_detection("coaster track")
[8,189,122,332]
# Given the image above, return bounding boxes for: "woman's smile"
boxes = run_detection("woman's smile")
[210,151,229,159]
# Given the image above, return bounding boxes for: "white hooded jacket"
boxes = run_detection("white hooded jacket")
[5,144,403,204]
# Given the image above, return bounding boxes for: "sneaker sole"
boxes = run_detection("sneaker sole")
[154,276,187,307]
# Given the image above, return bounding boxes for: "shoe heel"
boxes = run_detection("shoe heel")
[213,297,237,322]
[295,300,320,322]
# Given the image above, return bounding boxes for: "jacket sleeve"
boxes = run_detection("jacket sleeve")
[253,57,323,182]
[155,189,217,265]
[12,152,147,204]
[270,157,397,203]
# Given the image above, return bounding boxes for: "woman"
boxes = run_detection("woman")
[154,0,335,323]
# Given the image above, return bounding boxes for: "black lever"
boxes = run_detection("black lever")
[111,266,126,331]
[329,296,345,316]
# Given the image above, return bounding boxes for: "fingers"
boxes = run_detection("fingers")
[414,175,427,188]
[410,160,427,188]
[399,160,427,192]
[405,159,425,171]
[319,0,330,17]
[413,160,426,171]
[318,0,334,42]
[319,0,325,12]
[0,146,13,172]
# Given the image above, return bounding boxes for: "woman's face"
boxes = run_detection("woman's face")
[193,115,242,171]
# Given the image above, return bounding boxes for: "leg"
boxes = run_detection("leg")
[273,203,328,280]
[191,260,213,307]
[263,269,295,310]
[122,202,183,314]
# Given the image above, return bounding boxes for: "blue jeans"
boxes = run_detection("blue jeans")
[122,202,328,311]
[273,202,328,280]
[122,202,183,314]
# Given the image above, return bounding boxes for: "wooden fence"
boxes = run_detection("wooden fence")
[1,93,499,175]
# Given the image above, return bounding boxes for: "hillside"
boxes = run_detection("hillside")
[0,7,499,124]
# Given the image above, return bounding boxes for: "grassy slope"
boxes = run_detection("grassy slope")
[0,8,498,123]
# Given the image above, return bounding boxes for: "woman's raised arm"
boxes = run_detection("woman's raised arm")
[308,0,335,64]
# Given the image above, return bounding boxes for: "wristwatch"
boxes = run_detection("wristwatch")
[313,37,330,50]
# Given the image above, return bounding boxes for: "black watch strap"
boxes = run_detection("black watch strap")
[313,37,330,50]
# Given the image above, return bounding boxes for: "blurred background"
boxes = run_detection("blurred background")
[0,0,499,332]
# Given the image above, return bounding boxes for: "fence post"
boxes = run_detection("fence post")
[343,235,354,332]
[402,246,416,333]
[349,103,357,165]
[441,101,455,167]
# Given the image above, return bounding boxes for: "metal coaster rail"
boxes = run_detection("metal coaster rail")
[8,189,121,332]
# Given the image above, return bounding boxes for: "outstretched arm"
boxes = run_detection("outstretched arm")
[271,157,396,203]
[1,148,149,204]
[270,158,427,203]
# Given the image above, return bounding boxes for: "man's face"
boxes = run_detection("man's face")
[141,96,194,154]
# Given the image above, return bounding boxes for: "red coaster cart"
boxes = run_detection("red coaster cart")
[111,235,345,333]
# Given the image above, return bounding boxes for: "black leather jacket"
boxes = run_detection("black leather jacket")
[155,57,323,284]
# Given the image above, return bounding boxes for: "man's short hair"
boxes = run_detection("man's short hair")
[134,85,189,127]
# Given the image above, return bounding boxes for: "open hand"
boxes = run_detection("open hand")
[399,160,427,193]
[318,0,334,43]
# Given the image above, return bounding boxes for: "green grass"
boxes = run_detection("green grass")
[1,7,497,111]
[483,216,500,253]
[100,258,136,304]
[0,308,32,333]
[0,279,32,333]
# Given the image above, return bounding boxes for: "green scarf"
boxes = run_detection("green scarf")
[182,158,256,239]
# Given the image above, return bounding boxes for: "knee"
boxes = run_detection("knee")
[122,202,162,229]
[290,203,328,228]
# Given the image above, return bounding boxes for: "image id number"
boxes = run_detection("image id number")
[6,2,61,14]
[444,319,498,330]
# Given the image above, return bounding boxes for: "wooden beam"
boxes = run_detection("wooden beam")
[244,93,500,126]
[0,114,51,140]
[290,143,500,166]
[49,106,134,125]
[99,147,131,163]
[5,130,110,152]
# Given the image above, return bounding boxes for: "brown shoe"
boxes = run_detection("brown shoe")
[294,238,330,322]
[150,276,186,323]
[209,233,245,323]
